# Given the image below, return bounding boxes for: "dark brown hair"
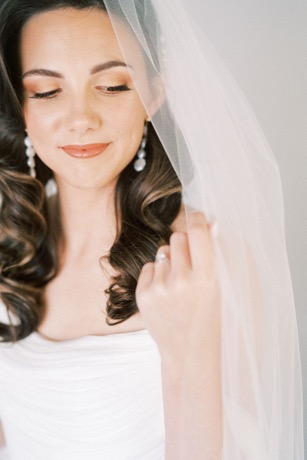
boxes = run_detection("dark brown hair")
[0,0,182,342]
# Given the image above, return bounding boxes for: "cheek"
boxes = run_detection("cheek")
[23,95,146,164]
[23,103,60,142]
[105,101,146,158]
[117,115,144,148]
[23,107,62,173]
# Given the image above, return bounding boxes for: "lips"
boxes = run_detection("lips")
[60,143,109,158]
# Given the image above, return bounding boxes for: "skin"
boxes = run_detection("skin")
[21,8,150,337]
[22,9,149,192]
[16,8,223,458]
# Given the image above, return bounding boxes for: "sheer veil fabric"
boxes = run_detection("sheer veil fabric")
[103,1,304,458]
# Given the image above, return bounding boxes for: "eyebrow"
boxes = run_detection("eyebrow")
[22,60,131,79]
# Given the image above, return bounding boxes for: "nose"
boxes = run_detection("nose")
[66,94,101,135]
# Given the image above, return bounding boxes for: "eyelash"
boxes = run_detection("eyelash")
[30,89,59,99]
[29,85,131,99]
[100,85,131,93]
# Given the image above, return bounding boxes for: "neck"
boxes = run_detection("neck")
[52,177,118,263]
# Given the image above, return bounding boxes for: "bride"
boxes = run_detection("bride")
[0,1,303,459]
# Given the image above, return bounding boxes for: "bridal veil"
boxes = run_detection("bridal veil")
[103,1,304,458]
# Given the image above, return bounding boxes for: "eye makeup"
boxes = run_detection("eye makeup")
[28,84,131,99]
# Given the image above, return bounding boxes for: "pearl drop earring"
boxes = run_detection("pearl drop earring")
[24,135,36,178]
[133,121,149,172]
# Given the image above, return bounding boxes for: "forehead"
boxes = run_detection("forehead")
[20,8,127,67]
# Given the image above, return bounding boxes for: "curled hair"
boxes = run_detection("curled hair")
[105,123,181,324]
[0,0,182,342]
[0,114,58,342]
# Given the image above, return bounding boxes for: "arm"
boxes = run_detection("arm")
[161,301,222,460]
[136,212,223,459]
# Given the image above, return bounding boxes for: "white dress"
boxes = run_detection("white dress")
[0,326,165,460]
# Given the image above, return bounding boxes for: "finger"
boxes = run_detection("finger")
[208,220,219,239]
[169,231,191,275]
[153,245,171,283]
[137,261,155,291]
[187,211,216,277]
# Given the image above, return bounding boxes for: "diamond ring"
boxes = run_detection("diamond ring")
[155,252,169,263]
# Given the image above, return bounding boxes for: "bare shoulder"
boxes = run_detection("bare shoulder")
[170,203,187,233]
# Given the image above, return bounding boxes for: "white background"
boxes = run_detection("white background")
[189,0,307,453]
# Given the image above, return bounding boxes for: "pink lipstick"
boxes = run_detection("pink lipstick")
[60,143,109,158]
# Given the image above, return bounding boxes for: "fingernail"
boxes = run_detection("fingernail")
[209,220,219,239]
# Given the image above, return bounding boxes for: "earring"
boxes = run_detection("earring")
[133,121,149,172]
[24,134,36,178]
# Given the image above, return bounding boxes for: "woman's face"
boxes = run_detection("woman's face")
[21,8,148,190]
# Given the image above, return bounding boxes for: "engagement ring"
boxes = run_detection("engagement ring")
[155,252,168,263]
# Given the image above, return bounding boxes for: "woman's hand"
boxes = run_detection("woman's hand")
[136,212,222,458]
[136,211,220,366]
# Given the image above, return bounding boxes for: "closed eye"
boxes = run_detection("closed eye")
[96,84,131,93]
[28,85,131,99]
[29,89,61,99]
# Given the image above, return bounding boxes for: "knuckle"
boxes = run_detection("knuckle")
[154,281,168,296]
[140,262,154,273]
[170,231,187,245]
[189,222,208,237]
[142,261,151,269]
[140,284,165,304]
[157,245,169,254]
[170,273,190,291]
[190,211,207,224]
